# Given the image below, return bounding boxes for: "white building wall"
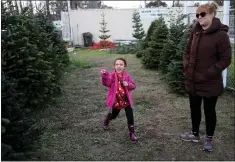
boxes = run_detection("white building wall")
[61,7,223,45]
[64,9,136,45]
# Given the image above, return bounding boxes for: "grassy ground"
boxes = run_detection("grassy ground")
[34,49,234,161]
[227,50,235,90]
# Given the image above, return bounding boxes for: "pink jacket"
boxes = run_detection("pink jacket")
[101,71,136,109]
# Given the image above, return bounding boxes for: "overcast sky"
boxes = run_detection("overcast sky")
[103,1,211,9]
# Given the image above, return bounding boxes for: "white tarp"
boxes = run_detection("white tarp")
[61,12,71,41]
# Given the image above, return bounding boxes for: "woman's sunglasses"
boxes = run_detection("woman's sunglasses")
[196,12,207,18]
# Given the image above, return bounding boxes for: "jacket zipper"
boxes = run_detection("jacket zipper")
[192,32,202,96]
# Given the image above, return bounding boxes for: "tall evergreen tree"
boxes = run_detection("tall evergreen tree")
[141,17,168,69]
[1,3,69,160]
[166,28,190,94]
[142,20,157,50]
[159,40,176,73]
[159,16,187,73]
[99,12,111,48]
[146,0,168,7]
[132,11,145,40]
[136,19,158,58]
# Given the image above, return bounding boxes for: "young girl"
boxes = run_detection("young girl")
[100,58,137,141]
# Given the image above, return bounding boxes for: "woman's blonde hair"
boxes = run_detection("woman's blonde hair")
[196,2,219,16]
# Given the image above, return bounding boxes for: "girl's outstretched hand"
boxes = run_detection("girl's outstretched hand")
[123,81,128,86]
[101,69,107,74]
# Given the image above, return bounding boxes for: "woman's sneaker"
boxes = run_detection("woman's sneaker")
[180,132,200,143]
[203,137,213,152]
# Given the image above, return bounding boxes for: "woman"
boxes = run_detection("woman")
[181,2,232,152]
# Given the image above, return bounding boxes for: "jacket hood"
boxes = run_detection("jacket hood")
[193,17,229,34]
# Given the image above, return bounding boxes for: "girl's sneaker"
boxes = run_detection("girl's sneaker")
[180,132,200,143]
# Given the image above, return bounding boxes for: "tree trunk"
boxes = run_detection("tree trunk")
[14,0,19,13]
[19,0,23,11]
[46,0,50,19]
[29,0,33,14]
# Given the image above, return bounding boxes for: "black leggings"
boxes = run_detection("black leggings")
[189,95,218,137]
[109,106,134,125]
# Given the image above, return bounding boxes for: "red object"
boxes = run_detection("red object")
[128,125,138,141]
[89,40,116,50]
[113,74,130,110]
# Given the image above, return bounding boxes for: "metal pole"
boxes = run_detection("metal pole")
[222,0,230,88]
[183,1,188,25]
[77,24,79,45]
[67,0,72,44]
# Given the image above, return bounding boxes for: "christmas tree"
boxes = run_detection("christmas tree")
[99,12,111,48]
[159,16,187,73]
[166,28,190,94]
[136,20,157,58]
[142,20,157,50]
[132,11,145,40]
[159,39,176,73]
[141,16,168,69]
[1,2,69,160]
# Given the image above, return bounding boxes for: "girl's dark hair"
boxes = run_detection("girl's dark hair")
[114,58,127,67]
